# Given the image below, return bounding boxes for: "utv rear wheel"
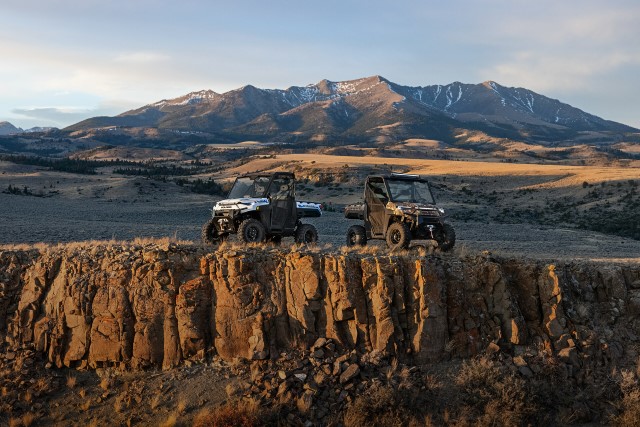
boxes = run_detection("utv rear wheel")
[201,219,220,245]
[239,218,266,243]
[295,224,318,244]
[386,222,411,250]
[346,225,367,246]
[436,223,456,251]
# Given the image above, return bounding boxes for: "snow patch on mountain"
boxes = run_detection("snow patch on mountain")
[433,85,442,103]
[330,78,385,97]
[297,86,320,102]
[332,80,360,94]
[177,90,218,105]
[150,90,218,109]
[444,84,462,111]
[487,82,507,107]
[22,127,57,133]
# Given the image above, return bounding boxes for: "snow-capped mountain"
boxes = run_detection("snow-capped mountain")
[21,126,58,133]
[65,76,637,144]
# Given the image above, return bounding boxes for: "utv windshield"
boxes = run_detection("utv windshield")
[386,179,435,204]
[227,176,271,198]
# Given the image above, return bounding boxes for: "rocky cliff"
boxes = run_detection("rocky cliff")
[1,244,639,375]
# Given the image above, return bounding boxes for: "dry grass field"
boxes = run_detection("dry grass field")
[232,153,640,186]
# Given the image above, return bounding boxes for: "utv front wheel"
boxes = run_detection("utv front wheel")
[295,224,318,244]
[436,223,456,251]
[201,219,220,245]
[346,225,367,246]
[386,222,411,250]
[238,218,266,243]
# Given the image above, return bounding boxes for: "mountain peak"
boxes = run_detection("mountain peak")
[363,75,388,83]
[311,76,390,97]
[150,89,218,108]
[481,80,503,91]
[189,89,217,96]
[314,79,334,95]
[63,76,638,141]
[0,121,22,135]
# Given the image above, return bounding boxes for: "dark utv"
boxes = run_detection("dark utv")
[202,172,322,244]
[344,173,455,250]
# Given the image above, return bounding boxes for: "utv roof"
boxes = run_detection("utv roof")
[237,172,295,179]
[369,173,429,182]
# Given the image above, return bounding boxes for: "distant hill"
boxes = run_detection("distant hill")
[21,126,58,133]
[0,122,58,136]
[0,121,22,135]
[64,76,638,145]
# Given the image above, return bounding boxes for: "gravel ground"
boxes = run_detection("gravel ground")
[0,192,212,243]
[310,213,640,262]
[2,192,639,262]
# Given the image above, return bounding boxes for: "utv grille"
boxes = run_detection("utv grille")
[217,218,234,232]
[419,209,439,217]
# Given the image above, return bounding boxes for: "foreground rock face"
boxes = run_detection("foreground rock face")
[1,244,639,374]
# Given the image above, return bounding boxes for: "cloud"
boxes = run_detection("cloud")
[114,51,170,64]
[483,50,640,92]
[10,100,134,127]
[494,7,638,46]
[0,39,209,107]
[465,1,640,97]
[12,107,99,123]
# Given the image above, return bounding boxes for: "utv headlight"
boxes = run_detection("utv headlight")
[394,205,415,215]
[438,208,445,214]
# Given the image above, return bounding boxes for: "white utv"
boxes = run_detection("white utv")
[202,172,322,244]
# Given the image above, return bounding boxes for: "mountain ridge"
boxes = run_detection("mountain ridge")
[0,121,58,135]
[64,76,638,145]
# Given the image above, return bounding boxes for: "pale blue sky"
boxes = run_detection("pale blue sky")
[1,0,639,129]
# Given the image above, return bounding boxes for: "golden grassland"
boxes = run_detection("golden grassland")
[223,153,640,189]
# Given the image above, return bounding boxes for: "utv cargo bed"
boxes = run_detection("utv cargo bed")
[344,202,365,220]
[297,201,322,218]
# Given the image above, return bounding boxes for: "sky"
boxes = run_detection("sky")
[1,0,639,130]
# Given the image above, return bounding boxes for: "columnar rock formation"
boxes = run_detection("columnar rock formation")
[1,244,639,373]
